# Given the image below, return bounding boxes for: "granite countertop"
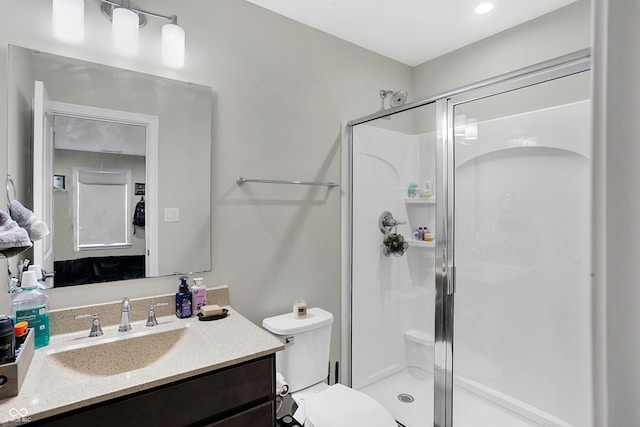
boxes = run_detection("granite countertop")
[0,300,283,425]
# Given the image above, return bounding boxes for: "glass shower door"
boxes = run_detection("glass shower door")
[350,102,437,427]
[450,70,592,426]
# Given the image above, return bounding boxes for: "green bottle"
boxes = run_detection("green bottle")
[11,271,50,348]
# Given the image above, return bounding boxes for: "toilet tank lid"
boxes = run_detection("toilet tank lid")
[262,308,333,335]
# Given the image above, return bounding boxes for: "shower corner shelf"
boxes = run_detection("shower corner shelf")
[405,197,436,204]
[408,240,435,248]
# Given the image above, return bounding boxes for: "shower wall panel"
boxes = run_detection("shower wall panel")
[351,124,436,389]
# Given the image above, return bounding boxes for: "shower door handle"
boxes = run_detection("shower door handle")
[447,265,456,295]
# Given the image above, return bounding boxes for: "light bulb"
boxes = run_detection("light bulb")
[162,22,185,68]
[475,2,495,14]
[52,0,85,44]
[112,7,139,56]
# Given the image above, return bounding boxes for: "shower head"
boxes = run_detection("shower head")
[379,89,408,110]
[389,90,408,108]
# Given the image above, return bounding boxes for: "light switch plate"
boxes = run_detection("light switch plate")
[164,207,179,222]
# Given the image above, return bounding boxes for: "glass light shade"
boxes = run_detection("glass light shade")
[162,23,185,68]
[52,0,85,44]
[112,7,139,56]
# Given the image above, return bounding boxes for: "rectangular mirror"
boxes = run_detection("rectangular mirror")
[8,45,212,287]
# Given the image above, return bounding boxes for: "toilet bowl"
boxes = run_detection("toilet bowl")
[300,383,397,427]
[263,308,397,427]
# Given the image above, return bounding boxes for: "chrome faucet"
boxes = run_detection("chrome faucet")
[74,313,104,337]
[146,302,169,327]
[118,297,132,332]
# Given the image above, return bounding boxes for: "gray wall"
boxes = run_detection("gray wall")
[413,0,591,99]
[0,0,413,371]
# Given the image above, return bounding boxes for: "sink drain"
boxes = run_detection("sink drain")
[397,393,414,403]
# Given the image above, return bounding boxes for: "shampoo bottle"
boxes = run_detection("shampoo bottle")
[11,271,49,348]
[191,278,207,314]
[424,181,433,198]
[175,276,192,318]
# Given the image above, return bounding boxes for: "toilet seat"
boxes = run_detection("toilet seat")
[303,384,397,427]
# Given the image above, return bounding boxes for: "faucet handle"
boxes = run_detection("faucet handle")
[118,297,132,332]
[146,302,169,327]
[74,313,104,337]
[121,297,131,312]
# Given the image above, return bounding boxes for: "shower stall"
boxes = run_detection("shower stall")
[341,51,592,427]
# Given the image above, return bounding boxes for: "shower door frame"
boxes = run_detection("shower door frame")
[342,49,591,427]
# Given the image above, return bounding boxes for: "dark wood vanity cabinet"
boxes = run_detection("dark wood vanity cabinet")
[33,354,276,427]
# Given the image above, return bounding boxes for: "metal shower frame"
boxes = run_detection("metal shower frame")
[342,48,591,427]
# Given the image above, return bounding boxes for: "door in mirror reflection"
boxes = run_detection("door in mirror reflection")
[32,81,55,287]
[40,95,158,287]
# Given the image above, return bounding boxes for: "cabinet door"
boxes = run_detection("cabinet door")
[32,355,275,427]
[205,401,274,427]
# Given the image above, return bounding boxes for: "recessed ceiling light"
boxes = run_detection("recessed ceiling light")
[475,2,494,14]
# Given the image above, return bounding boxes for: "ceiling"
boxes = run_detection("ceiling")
[244,0,578,66]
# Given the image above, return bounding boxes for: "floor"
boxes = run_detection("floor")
[358,367,542,427]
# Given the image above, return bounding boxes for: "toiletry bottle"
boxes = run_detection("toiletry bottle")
[11,271,49,348]
[191,278,207,314]
[424,181,432,198]
[13,321,28,353]
[0,316,15,364]
[408,182,416,198]
[175,276,192,318]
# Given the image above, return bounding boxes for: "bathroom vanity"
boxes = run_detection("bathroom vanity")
[32,355,275,426]
[0,288,283,426]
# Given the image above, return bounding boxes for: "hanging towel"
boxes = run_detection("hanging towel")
[0,210,32,259]
[9,200,49,242]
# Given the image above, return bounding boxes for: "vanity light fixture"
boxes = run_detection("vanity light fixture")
[52,0,85,44]
[51,0,186,68]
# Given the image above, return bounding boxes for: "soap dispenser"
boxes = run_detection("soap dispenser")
[191,277,206,314]
[175,276,192,318]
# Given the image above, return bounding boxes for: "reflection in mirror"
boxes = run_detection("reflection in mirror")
[7,45,212,288]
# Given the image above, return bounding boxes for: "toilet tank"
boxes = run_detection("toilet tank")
[263,308,334,393]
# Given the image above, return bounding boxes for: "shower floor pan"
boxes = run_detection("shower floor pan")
[358,367,543,427]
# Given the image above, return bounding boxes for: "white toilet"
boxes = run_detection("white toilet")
[263,307,397,427]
